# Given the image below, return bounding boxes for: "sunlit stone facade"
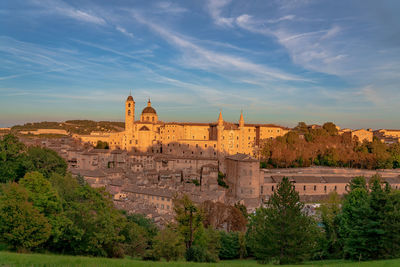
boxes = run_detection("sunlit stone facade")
[76,95,289,157]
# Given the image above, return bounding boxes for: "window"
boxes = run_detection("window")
[303,185,306,191]
[152,117,154,122]
[324,186,327,192]
[334,186,337,191]
[161,197,164,201]
[128,103,131,107]
[272,185,274,191]
[314,185,316,191]
[128,110,131,115]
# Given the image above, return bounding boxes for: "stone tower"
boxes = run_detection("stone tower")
[217,111,224,154]
[239,111,245,151]
[125,94,135,133]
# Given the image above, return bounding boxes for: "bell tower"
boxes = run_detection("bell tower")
[125,93,135,133]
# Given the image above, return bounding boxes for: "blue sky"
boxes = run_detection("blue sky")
[1,0,399,129]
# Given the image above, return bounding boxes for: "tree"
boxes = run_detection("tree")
[187,227,220,262]
[247,177,319,264]
[219,231,240,260]
[316,191,343,259]
[173,194,204,250]
[152,227,185,262]
[383,190,400,258]
[19,171,61,216]
[339,176,373,260]
[0,134,30,183]
[121,221,149,257]
[0,183,51,252]
[25,146,67,178]
[95,140,109,149]
[323,122,338,136]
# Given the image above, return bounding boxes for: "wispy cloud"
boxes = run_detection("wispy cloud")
[31,0,106,25]
[207,0,234,27]
[131,11,308,82]
[115,26,134,38]
[153,2,187,14]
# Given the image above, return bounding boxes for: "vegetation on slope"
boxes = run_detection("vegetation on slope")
[259,122,400,169]
[11,120,125,135]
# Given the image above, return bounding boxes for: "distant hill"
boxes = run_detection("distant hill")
[11,120,125,135]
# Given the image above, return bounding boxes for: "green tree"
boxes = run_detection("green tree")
[0,183,51,252]
[339,176,373,260]
[173,194,204,250]
[121,221,149,257]
[219,231,240,259]
[323,122,339,136]
[247,177,319,264]
[95,140,109,149]
[383,190,400,258]
[0,134,30,183]
[316,191,343,259]
[25,146,67,178]
[19,171,61,216]
[152,227,185,262]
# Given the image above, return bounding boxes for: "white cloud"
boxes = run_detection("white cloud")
[207,0,234,27]
[116,26,134,38]
[154,2,187,14]
[321,25,340,40]
[31,0,106,25]
[267,15,296,23]
[132,12,308,82]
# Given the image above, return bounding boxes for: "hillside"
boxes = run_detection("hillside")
[11,120,125,135]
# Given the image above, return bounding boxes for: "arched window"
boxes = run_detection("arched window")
[128,110,131,116]
[128,103,131,107]
[152,117,155,122]
[146,116,149,121]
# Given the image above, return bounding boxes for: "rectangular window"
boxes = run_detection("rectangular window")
[314,185,316,191]
[303,185,306,191]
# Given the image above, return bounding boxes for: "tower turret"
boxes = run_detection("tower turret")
[217,110,224,154]
[218,110,224,126]
[125,93,135,133]
[239,110,244,128]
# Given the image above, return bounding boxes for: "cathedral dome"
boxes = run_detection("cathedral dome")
[141,99,156,114]
[142,106,157,114]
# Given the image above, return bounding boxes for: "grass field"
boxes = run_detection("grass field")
[1,252,400,267]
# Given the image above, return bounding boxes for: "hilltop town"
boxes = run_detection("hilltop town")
[3,95,400,224]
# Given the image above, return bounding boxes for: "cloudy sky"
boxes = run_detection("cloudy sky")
[0,0,399,129]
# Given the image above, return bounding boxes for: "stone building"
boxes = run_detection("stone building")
[343,129,373,142]
[76,94,289,158]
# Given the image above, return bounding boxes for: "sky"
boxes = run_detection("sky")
[0,0,399,129]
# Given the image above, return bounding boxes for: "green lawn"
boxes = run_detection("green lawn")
[1,252,400,267]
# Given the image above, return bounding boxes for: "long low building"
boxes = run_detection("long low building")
[225,154,400,209]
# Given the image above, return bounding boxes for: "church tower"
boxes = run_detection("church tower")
[217,111,224,154]
[239,111,245,152]
[125,94,135,133]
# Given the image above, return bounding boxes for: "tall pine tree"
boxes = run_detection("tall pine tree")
[247,177,319,264]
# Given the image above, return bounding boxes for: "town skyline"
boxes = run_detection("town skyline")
[1,1,400,129]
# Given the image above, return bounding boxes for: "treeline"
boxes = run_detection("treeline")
[3,133,400,264]
[0,134,248,261]
[11,120,125,135]
[0,134,156,257]
[260,122,400,169]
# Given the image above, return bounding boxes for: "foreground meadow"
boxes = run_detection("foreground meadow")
[1,252,400,267]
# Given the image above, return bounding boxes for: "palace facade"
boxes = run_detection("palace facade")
[76,95,289,157]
